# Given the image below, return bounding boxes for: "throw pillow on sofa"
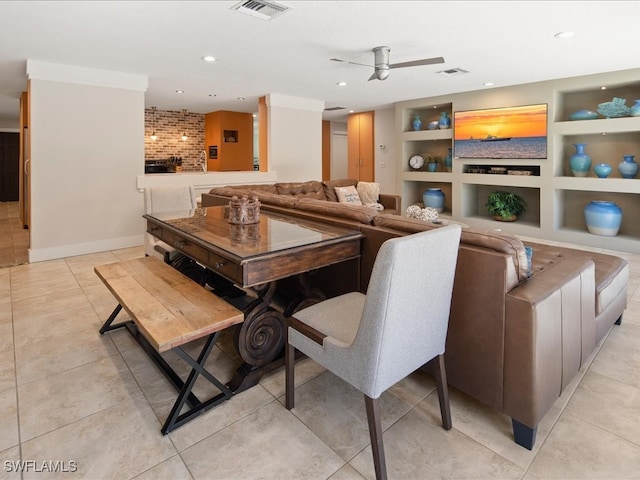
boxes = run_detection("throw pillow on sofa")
[357,181,384,211]
[335,185,363,205]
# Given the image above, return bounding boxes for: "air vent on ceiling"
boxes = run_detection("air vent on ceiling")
[437,68,469,76]
[232,0,290,20]
[324,106,347,111]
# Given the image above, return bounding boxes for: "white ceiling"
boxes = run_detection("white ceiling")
[1,1,640,123]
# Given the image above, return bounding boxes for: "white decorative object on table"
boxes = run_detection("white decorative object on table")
[405,204,439,223]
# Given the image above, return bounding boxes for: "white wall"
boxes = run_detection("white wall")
[266,94,324,182]
[330,121,348,180]
[27,61,147,261]
[373,107,397,194]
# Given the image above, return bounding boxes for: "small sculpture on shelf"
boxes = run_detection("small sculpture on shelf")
[597,97,630,118]
[405,204,439,223]
[228,195,261,224]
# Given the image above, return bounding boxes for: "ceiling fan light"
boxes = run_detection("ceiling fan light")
[376,69,389,80]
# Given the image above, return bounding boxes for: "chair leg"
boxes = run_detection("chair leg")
[433,354,452,430]
[285,342,295,410]
[364,395,387,480]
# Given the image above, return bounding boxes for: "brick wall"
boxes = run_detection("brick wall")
[144,108,205,171]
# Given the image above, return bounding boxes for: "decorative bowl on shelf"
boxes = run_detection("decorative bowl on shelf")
[593,163,613,178]
[427,120,439,130]
[569,109,599,121]
[597,97,630,118]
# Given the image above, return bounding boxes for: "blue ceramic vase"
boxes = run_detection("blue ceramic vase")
[444,148,453,172]
[438,112,451,129]
[593,163,613,178]
[584,201,622,237]
[569,143,591,177]
[618,155,638,179]
[423,188,445,213]
[630,100,640,117]
[412,116,422,131]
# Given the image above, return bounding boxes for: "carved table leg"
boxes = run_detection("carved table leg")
[227,283,287,393]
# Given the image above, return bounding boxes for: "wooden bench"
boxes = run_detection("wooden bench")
[96,256,244,434]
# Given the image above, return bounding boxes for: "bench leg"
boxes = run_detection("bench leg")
[99,304,133,334]
[161,332,233,435]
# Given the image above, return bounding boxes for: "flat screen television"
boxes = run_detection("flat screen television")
[453,103,547,159]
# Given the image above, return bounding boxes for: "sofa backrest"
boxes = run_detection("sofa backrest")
[294,198,379,225]
[275,181,327,200]
[372,214,529,283]
[321,178,358,202]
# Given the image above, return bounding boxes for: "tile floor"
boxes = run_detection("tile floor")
[0,202,29,269]
[0,225,639,478]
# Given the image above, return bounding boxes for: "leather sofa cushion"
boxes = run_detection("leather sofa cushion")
[275,181,326,200]
[252,191,299,209]
[209,185,277,197]
[373,214,439,232]
[295,198,378,224]
[526,242,628,316]
[322,179,358,202]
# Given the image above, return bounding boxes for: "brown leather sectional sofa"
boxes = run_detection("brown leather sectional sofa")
[202,179,629,450]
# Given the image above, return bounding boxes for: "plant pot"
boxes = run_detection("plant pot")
[493,215,517,222]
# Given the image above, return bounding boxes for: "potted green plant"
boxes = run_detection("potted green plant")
[425,154,442,172]
[486,191,527,221]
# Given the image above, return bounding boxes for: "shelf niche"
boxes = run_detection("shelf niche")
[461,184,540,227]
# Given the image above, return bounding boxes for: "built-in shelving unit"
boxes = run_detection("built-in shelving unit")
[396,67,640,253]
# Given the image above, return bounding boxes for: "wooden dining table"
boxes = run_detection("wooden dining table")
[143,205,363,392]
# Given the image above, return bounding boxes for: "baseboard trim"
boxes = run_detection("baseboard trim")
[29,235,143,262]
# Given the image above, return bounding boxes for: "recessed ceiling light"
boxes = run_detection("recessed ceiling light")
[237,97,245,100]
[554,31,574,39]
[201,56,216,62]
[176,90,184,94]
[601,86,607,90]
[337,81,347,87]
[208,93,217,97]
[483,82,494,87]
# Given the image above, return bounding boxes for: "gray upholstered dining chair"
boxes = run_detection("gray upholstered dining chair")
[285,224,462,480]
[143,185,198,262]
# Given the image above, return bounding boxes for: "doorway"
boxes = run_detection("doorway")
[0,132,28,267]
[0,132,19,201]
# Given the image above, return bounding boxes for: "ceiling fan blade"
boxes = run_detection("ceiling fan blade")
[368,72,377,81]
[389,56,445,69]
[330,58,373,68]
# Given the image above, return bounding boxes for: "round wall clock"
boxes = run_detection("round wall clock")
[409,154,425,170]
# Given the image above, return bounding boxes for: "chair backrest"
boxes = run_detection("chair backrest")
[354,224,462,398]
[144,185,197,214]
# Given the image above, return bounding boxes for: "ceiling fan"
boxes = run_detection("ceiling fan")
[330,46,445,81]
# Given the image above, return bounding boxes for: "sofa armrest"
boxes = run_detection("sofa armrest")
[503,257,596,428]
[379,193,401,214]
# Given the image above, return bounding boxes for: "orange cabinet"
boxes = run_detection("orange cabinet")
[347,111,374,181]
[204,111,253,171]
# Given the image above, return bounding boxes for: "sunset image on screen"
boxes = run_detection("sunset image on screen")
[453,104,547,159]
[454,104,547,140]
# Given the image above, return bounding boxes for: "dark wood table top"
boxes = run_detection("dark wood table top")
[144,206,363,287]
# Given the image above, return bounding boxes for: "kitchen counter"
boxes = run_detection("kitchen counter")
[136,171,278,199]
